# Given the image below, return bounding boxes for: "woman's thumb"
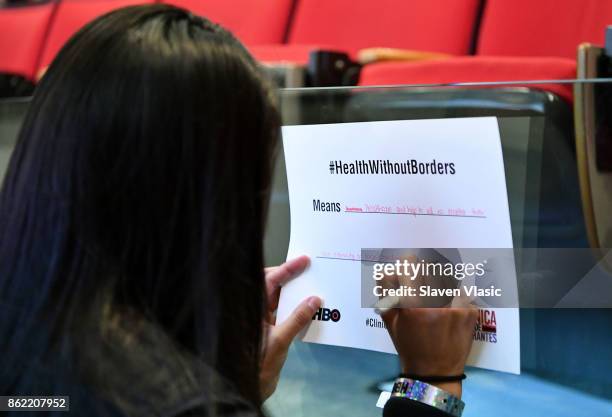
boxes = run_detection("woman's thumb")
[275,296,321,348]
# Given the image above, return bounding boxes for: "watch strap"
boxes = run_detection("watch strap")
[391,377,464,417]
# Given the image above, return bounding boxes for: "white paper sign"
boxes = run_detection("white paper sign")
[277,117,520,374]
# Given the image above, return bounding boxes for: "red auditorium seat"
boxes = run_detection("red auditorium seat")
[360,57,576,102]
[0,1,56,81]
[38,0,153,72]
[477,0,612,59]
[162,0,294,45]
[290,0,480,58]
[251,0,481,65]
[360,0,612,101]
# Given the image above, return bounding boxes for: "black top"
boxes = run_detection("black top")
[3,316,451,417]
[383,397,454,417]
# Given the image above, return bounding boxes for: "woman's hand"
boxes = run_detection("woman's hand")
[381,307,478,398]
[260,256,321,400]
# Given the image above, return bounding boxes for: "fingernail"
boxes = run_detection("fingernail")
[307,296,321,312]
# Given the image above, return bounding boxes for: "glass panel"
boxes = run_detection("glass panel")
[263,80,612,417]
[1,80,611,416]
[0,98,28,185]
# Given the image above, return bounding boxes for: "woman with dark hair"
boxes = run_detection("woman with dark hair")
[0,4,477,417]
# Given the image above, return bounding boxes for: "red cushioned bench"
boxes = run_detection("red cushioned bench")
[360,0,612,102]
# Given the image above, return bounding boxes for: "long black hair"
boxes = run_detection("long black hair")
[0,4,279,412]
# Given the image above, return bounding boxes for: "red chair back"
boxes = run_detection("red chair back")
[162,0,295,45]
[478,0,612,59]
[0,2,56,80]
[288,0,482,57]
[39,0,153,71]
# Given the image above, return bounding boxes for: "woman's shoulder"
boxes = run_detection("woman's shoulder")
[75,314,258,417]
[5,311,258,417]
[9,361,257,417]
[6,361,125,417]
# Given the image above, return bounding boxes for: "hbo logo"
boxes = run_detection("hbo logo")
[312,307,341,322]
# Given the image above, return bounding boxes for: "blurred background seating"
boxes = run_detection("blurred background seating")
[38,0,154,72]
[0,0,55,96]
[163,0,295,46]
[249,0,481,67]
[1,0,611,93]
[360,0,612,101]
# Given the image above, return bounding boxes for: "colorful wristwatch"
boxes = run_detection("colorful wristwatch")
[391,377,465,417]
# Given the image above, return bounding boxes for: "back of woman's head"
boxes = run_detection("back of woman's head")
[0,4,279,410]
